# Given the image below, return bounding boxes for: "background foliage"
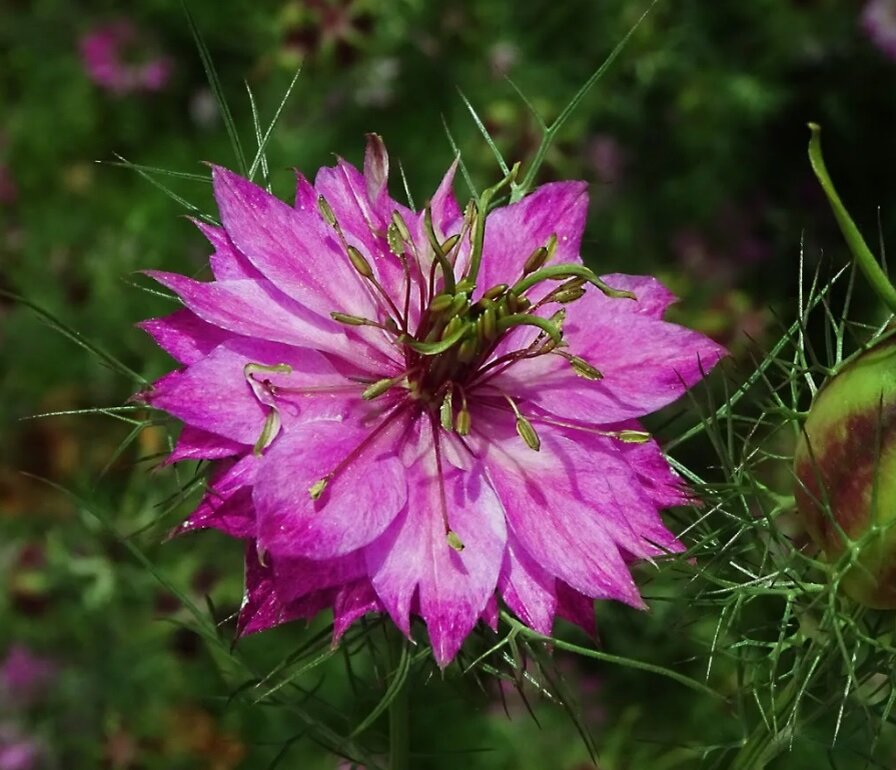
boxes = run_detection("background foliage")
[3,1,896,767]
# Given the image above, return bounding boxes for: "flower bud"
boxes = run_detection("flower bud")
[793,337,896,608]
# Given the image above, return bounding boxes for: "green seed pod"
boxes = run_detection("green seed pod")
[793,337,896,608]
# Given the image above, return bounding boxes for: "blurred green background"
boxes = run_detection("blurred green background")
[3,1,896,767]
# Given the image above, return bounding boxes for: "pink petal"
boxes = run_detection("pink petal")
[556,581,597,637]
[476,414,645,607]
[176,454,259,539]
[333,580,383,641]
[475,181,588,296]
[498,535,557,635]
[192,220,260,281]
[494,276,725,422]
[138,309,233,365]
[254,417,408,560]
[145,271,366,363]
[212,166,375,320]
[366,421,507,666]
[146,339,346,445]
[273,550,367,605]
[167,425,246,463]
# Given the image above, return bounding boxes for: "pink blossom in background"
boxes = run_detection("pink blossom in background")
[79,20,173,95]
[0,646,57,708]
[139,136,724,666]
[0,726,43,770]
[586,134,626,186]
[862,0,896,59]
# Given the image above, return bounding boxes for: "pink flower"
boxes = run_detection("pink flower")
[0,646,57,708]
[79,20,172,95]
[862,0,896,60]
[139,136,724,666]
[0,725,43,770]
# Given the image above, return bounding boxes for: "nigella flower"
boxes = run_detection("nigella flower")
[139,136,724,665]
[862,0,896,60]
[79,20,172,95]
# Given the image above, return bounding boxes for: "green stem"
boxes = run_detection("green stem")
[807,123,896,315]
[387,631,410,770]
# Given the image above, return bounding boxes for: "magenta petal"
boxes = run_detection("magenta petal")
[167,426,246,463]
[556,581,597,637]
[192,219,260,281]
[479,417,645,608]
[254,418,408,559]
[145,271,369,363]
[366,423,507,666]
[333,580,383,641]
[475,181,588,295]
[212,166,373,319]
[273,550,367,605]
[498,536,557,635]
[138,309,233,365]
[178,455,259,539]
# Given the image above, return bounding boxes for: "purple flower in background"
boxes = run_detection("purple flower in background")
[140,136,724,665]
[0,646,57,708]
[0,725,43,770]
[862,0,896,59]
[79,20,172,95]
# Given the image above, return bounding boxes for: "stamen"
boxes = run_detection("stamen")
[482,283,509,300]
[330,311,399,334]
[522,245,549,275]
[346,245,374,279]
[510,264,637,300]
[362,374,407,400]
[431,414,465,551]
[553,351,603,380]
[424,205,456,295]
[455,387,471,436]
[317,195,338,227]
[501,393,541,452]
[440,387,454,431]
[253,409,282,456]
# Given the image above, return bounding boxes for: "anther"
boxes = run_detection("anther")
[516,415,541,452]
[391,210,412,242]
[455,407,471,436]
[457,336,478,363]
[308,478,329,500]
[362,375,405,400]
[317,195,338,227]
[441,233,461,254]
[429,293,455,313]
[446,530,465,552]
[614,430,651,444]
[562,353,603,381]
[482,283,509,300]
[523,245,549,275]
[440,388,454,431]
[387,222,405,256]
[347,245,374,279]
[253,410,282,456]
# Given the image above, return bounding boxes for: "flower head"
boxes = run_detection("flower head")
[140,136,724,665]
[79,20,172,95]
[0,725,44,770]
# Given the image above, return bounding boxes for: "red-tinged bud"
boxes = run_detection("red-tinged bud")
[793,337,896,608]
